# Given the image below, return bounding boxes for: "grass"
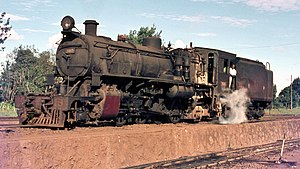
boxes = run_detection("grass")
[0,102,18,117]
[267,108,300,115]
[0,110,17,117]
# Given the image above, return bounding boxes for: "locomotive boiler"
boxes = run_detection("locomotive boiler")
[15,16,273,128]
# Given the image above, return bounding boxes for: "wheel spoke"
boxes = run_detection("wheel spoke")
[115,116,126,127]
[135,116,147,124]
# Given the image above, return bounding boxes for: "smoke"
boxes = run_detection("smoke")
[219,88,249,124]
[47,33,62,49]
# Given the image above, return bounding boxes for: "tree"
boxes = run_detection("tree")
[276,77,300,108]
[272,84,280,108]
[127,25,162,45]
[0,46,54,101]
[0,12,12,51]
[292,78,300,108]
[277,86,289,108]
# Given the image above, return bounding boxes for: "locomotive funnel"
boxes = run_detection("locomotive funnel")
[142,37,162,50]
[83,20,99,36]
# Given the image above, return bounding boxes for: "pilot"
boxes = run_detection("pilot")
[229,64,237,89]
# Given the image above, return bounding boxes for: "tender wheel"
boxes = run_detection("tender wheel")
[115,116,126,127]
[254,109,264,119]
[221,105,231,119]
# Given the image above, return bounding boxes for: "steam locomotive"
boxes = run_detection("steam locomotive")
[14,16,273,128]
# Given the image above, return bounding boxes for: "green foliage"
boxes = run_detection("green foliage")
[0,45,54,101]
[0,102,15,111]
[0,102,17,117]
[269,108,300,115]
[274,77,300,108]
[272,85,281,108]
[0,12,12,47]
[127,25,162,45]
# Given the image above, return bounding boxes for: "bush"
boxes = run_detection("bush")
[0,101,17,117]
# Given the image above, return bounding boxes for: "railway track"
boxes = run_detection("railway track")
[0,114,299,128]
[1,114,299,169]
[125,138,300,169]
[0,117,19,128]
[0,116,18,121]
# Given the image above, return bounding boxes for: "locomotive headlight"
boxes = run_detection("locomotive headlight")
[61,16,75,31]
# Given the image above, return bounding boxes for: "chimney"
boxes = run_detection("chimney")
[142,37,162,50]
[83,20,99,36]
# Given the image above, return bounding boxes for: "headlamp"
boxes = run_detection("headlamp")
[61,16,75,31]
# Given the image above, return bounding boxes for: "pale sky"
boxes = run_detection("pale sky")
[1,0,300,93]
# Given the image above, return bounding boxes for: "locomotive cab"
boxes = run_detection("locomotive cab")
[215,50,237,92]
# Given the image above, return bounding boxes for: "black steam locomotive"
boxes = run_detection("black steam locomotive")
[15,16,273,127]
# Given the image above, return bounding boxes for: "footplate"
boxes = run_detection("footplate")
[27,109,66,128]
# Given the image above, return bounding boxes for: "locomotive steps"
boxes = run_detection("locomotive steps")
[1,117,300,168]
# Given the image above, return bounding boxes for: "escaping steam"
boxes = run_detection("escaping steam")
[219,88,249,124]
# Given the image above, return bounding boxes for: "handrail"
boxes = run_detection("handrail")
[266,62,270,70]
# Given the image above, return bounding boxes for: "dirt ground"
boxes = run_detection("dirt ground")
[1,118,300,168]
[217,146,300,169]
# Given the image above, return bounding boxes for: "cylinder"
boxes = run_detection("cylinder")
[166,86,194,98]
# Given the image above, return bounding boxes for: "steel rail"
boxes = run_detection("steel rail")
[125,138,300,169]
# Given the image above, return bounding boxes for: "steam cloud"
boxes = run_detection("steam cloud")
[219,88,249,124]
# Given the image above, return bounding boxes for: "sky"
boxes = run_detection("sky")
[1,0,300,94]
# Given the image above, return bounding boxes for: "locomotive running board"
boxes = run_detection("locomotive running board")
[26,109,66,128]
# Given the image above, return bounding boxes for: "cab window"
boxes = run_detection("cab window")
[223,59,228,73]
